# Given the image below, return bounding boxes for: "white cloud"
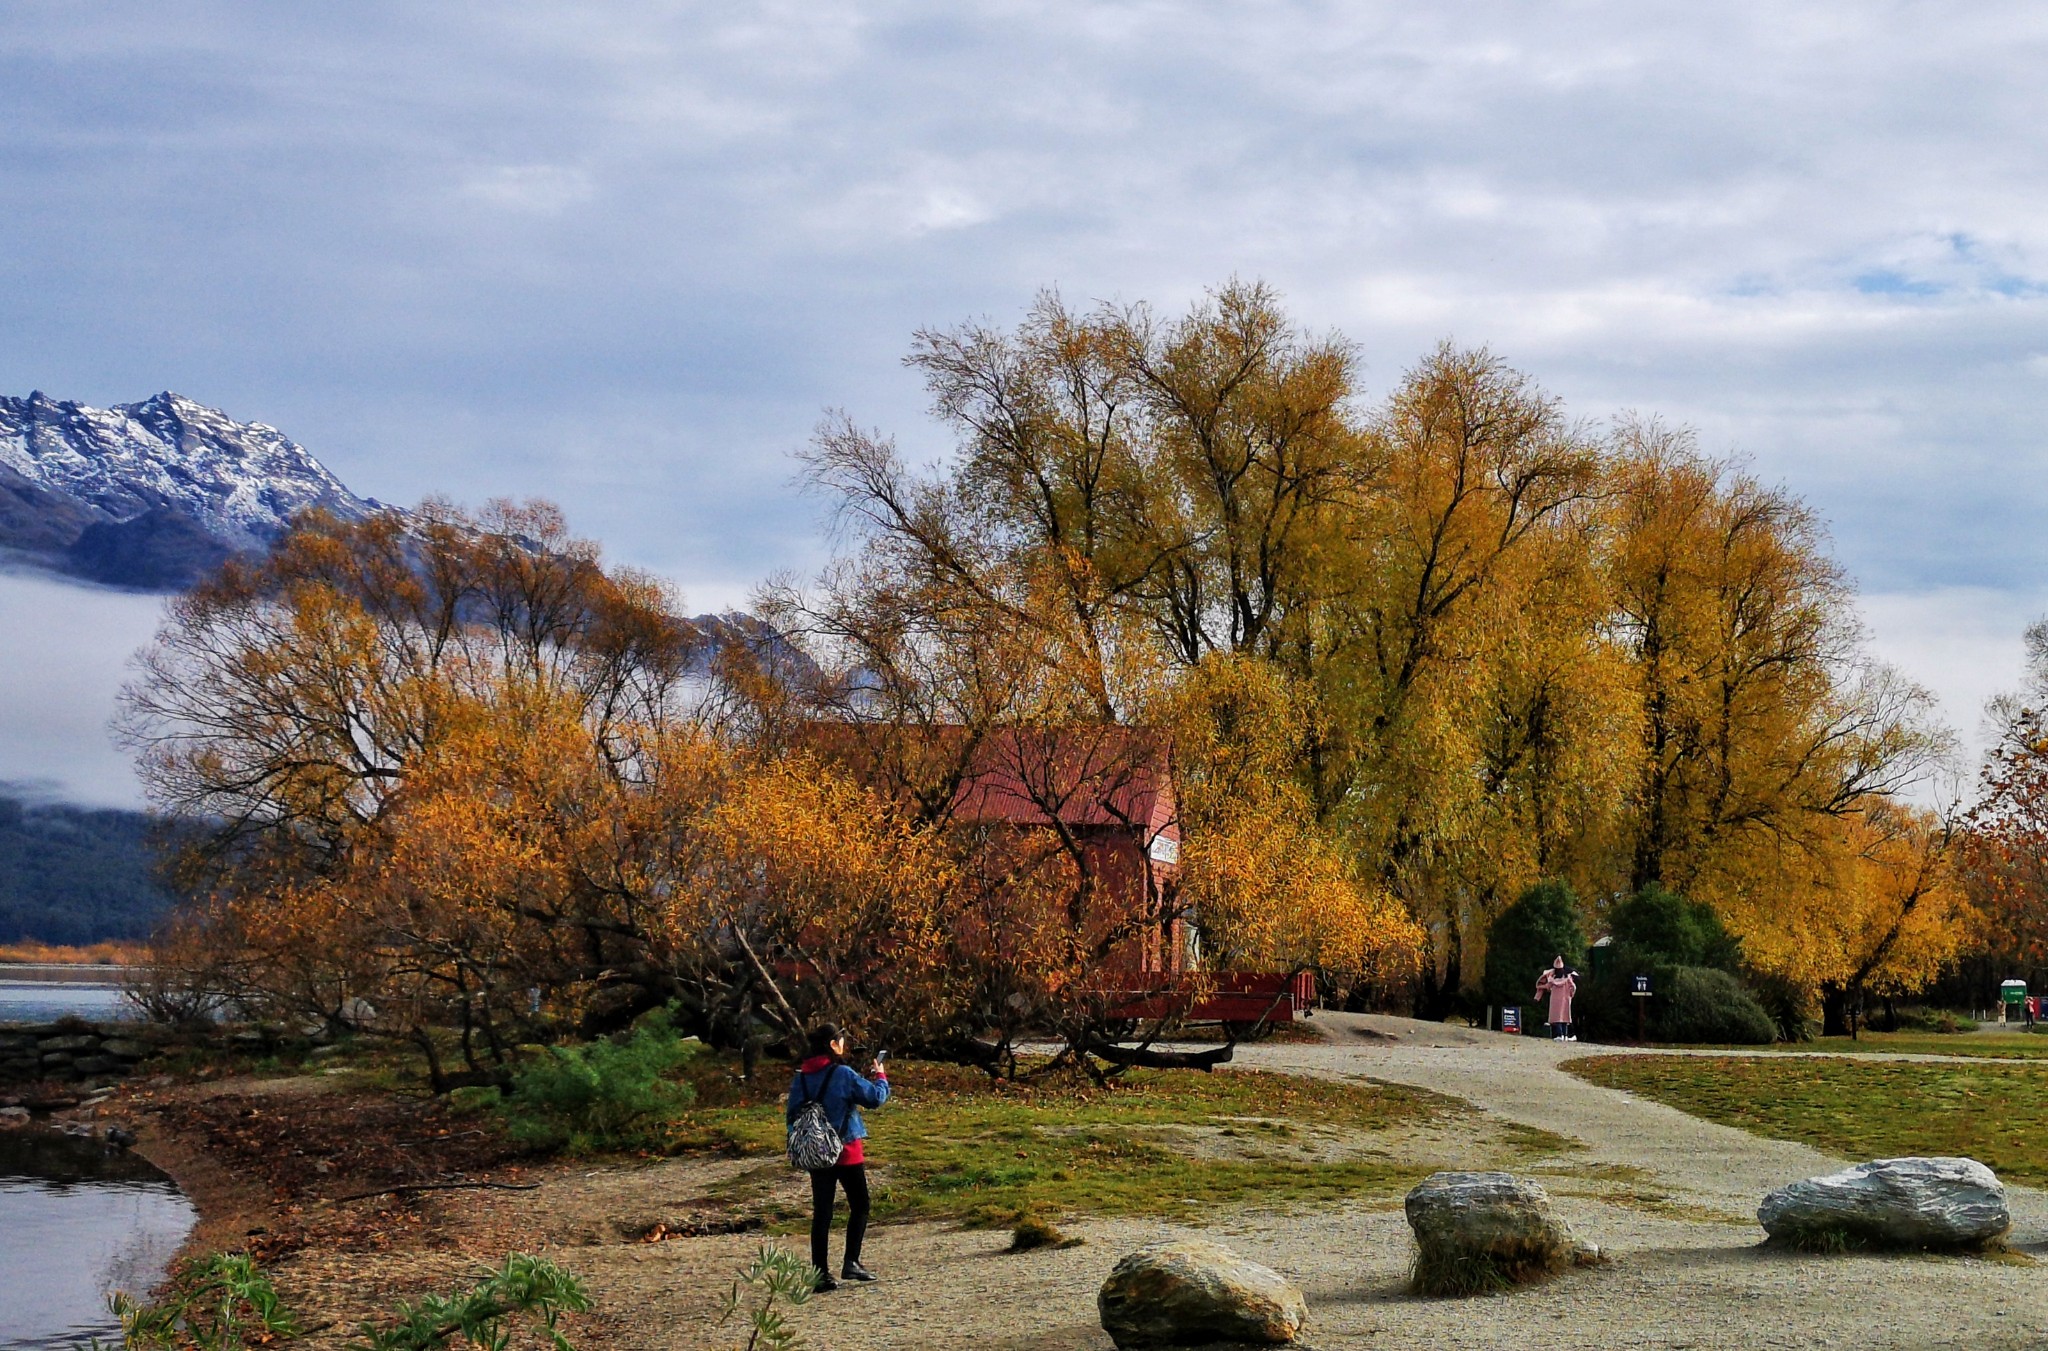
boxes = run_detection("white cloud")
[1858,586,2048,792]
[459,164,594,215]
[0,570,162,807]
[4,1,2048,797]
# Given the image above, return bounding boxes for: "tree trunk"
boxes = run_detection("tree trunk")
[1820,984,1850,1038]
[1412,931,1465,1021]
[1082,1038,1235,1071]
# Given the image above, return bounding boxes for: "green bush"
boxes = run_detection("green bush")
[497,1014,699,1153]
[1894,1006,1978,1035]
[1744,968,1816,1043]
[1606,884,1740,971]
[1482,880,1587,1012]
[1651,966,1777,1044]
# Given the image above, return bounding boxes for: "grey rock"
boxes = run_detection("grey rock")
[0,1034,35,1053]
[1099,1239,1306,1347]
[1404,1172,1582,1293]
[99,1039,156,1060]
[0,1105,29,1126]
[1759,1157,2009,1248]
[38,1034,99,1053]
[71,1056,123,1075]
[38,1052,74,1068]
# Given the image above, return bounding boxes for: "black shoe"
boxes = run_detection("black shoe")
[841,1260,877,1282]
[812,1270,839,1293]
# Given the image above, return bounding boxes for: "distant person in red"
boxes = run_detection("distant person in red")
[1536,957,1578,1041]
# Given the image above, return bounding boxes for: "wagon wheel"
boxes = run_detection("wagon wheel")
[1222,1019,1273,1042]
[1101,1017,1141,1041]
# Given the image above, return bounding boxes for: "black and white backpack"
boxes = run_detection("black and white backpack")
[787,1067,848,1172]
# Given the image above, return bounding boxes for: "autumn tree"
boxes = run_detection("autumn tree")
[1168,655,1423,981]
[772,286,1429,1065]
[120,501,971,1083]
[1960,620,2048,998]
[1319,345,1615,1010]
[1602,424,1955,1011]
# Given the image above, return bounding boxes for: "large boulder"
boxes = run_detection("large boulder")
[1097,1239,1306,1347]
[1405,1171,1589,1295]
[1758,1157,2009,1249]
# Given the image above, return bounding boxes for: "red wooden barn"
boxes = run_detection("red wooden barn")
[810,723,1314,1030]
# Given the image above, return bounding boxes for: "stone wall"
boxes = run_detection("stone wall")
[0,1018,279,1086]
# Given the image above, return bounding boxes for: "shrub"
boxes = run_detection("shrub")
[1606,884,1740,972]
[497,1014,699,1153]
[1745,969,1816,1043]
[1895,1007,1977,1035]
[1652,966,1777,1044]
[1482,880,1587,1013]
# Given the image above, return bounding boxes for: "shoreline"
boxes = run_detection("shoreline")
[124,1102,279,1276]
[0,963,138,986]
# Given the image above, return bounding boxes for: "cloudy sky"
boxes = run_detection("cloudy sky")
[5,1,2048,803]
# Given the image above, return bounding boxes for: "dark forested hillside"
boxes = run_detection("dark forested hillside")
[0,794,175,943]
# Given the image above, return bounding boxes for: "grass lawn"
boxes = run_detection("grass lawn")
[1568,1054,2048,1184]
[1691,1031,2048,1059]
[672,1058,1547,1227]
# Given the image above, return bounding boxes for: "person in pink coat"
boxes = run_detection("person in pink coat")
[1535,956,1578,1041]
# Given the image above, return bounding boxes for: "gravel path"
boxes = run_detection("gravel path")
[1237,1014,1971,1227]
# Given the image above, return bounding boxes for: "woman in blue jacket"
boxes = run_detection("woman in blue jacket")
[787,1022,889,1290]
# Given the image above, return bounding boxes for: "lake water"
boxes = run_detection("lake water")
[0,983,136,1025]
[0,1130,196,1348]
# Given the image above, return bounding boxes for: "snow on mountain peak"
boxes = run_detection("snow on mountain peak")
[0,390,372,552]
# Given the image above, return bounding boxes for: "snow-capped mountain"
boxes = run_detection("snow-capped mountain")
[0,391,377,589]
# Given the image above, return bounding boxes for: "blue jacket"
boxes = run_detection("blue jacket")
[786,1059,889,1143]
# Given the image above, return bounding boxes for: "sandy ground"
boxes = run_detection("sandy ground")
[133,1017,2048,1350]
[288,1014,2045,1351]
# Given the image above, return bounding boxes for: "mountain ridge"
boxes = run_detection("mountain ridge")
[0,390,378,589]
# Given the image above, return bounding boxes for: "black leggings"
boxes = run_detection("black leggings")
[809,1163,869,1272]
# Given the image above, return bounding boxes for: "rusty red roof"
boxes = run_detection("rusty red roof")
[799,722,1178,843]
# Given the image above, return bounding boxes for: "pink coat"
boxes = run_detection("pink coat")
[1536,972,1576,1022]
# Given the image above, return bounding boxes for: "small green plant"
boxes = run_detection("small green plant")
[1007,1205,1081,1251]
[497,1013,699,1153]
[103,1252,300,1350]
[351,1252,592,1350]
[715,1245,818,1351]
